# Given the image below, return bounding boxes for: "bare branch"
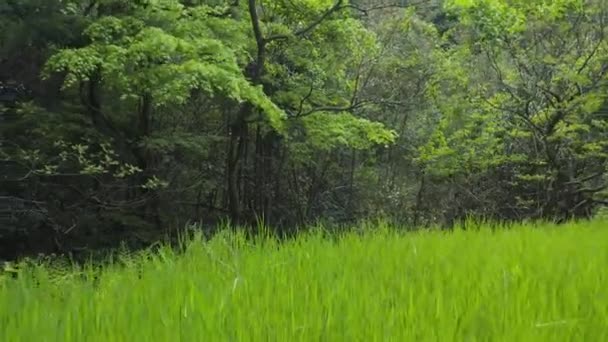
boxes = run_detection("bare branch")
[297,83,315,116]
[266,0,429,42]
[341,0,431,16]
[266,0,345,42]
[290,100,370,118]
[565,172,604,185]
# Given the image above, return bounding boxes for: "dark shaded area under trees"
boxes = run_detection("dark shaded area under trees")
[1,0,607,260]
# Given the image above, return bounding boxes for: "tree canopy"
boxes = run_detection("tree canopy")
[1,0,607,258]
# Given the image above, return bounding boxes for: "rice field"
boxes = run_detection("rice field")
[1,220,608,341]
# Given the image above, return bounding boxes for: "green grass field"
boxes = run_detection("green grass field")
[1,220,608,341]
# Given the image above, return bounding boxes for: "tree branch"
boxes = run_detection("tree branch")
[266,0,345,42]
[290,100,370,118]
[247,0,266,81]
[266,0,429,42]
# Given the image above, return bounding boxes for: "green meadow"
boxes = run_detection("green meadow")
[2,221,608,341]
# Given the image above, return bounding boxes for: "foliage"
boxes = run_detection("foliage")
[1,0,608,257]
[416,0,608,221]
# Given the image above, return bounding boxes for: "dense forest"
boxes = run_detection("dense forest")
[1,0,607,259]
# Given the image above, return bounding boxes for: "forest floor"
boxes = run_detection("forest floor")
[1,220,608,341]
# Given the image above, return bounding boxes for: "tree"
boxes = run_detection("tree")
[2,0,608,259]
[1,0,398,257]
[420,0,608,222]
